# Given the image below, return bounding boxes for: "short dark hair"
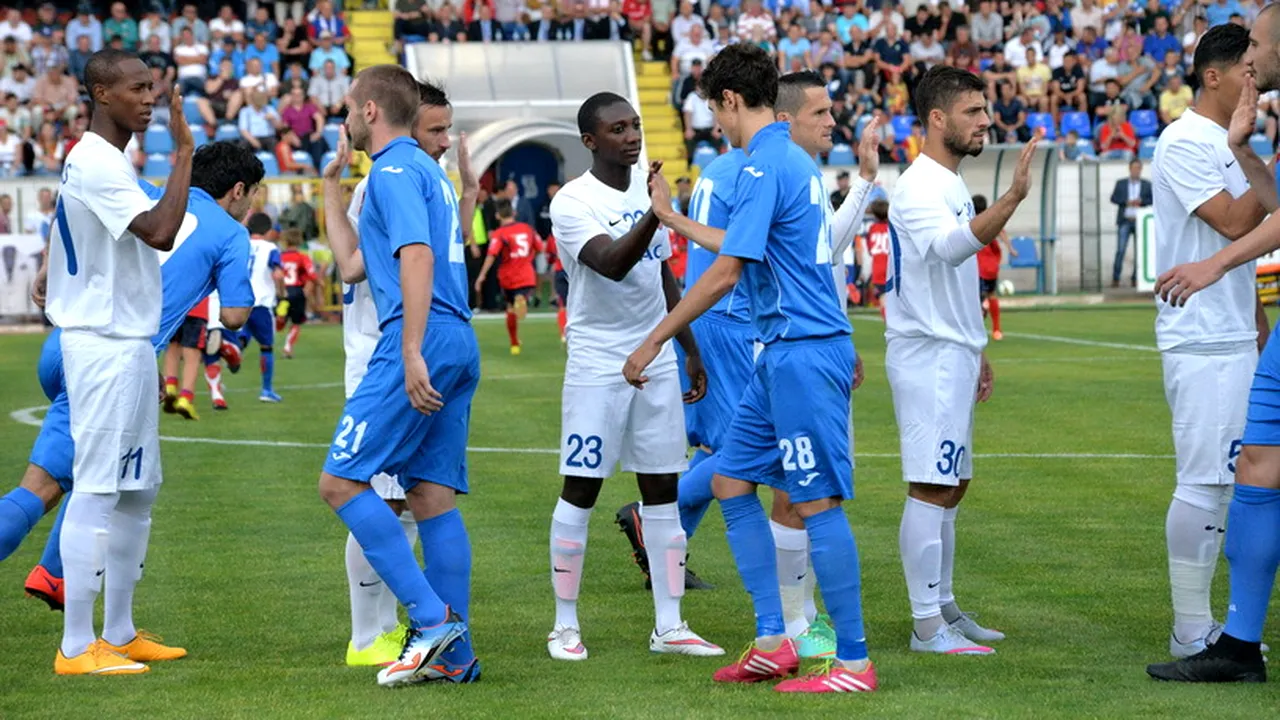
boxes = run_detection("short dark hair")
[494,198,514,218]
[913,65,986,120]
[577,91,629,134]
[417,78,449,108]
[246,212,273,235]
[972,194,988,213]
[776,70,825,117]
[699,43,777,110]
[83,48,139,100]
[1193,23,1250,82]
[352,64,420,129]
[192,141,265,199]
[870,199,888,221]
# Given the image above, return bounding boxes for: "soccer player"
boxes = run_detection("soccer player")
[278,228,317,358]
[546,232,568,342]
[8,142,263,624]
[973,195,1014,341]
[240,212,286,404]
[162,297,210,419]
[316,65,478,687]
[1146,18,1280,682]
[864,200,890,318]
[474,198,545,354]
[545,91,721,662]
[884,66,1040,656]
[624,46,875,693]
[321,79,480,669]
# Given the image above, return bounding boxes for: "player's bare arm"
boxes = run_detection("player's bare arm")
[457,131,479,244]
[1257,293,1271,352]
[623,253,743,388]
[648,173,725,253]
[474,252,497,294]
[969,131,1041,246]
[128,86,194,251]
[576,161,666,281]
[400,243,444,414]
[322,126,366,282]
[1227,74,1280,213]
[1156,208,1280,305]
[31,252,46,308]
[661,261,706,402]
[977,353,994,402]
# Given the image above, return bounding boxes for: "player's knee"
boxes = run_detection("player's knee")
[18,464,63,510]
[261,345,273,353]
[318,473,365,509]
[1235,445,1280,490]
[712,473,754,501]
[791,496,841,519]
[769,489,804,527]
[405,481,456,520]
[908,482,954,507]
[637,473,678,506]
[560,476,604,509]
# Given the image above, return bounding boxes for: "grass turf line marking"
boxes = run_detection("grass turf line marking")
[7,405,1171,459]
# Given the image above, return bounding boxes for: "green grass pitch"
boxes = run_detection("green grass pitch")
[0,306,1277,718]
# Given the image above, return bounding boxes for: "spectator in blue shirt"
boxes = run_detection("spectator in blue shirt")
[238,90,281,152]
[1143,16,1181,60]
[246,6,278,42]
[1205,0,1244,26]
[308,31,350,73]
[1076,25,1108,61]
[209,36,244,77]
[245,31,280,76]
[777,23,811,71]
[64,6,102,53]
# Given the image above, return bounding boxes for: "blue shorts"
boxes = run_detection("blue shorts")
[716,336,854,504]
[28,391,73,493]
[38,329,64,401]
[322,317,480,493]
[677,312,755,451]
[241,306,275,347]
[1244,329,1280,446]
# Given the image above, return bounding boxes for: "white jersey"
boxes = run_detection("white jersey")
[342,177,380,389]
[46,131,161,339]
[551,168,675,385]
[829,176,878,311]
[249,237,280,308]
[1153,109,1257,354]
[884,153,987,351]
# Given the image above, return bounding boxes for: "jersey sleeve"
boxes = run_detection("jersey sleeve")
[486,232,504,257]
[215,226,254,308]
[720,163,780,262]
[136,178,164,201]
[346,178,367,229]
[891,180,977,262]
[301,254,317,283]
[549,193,608,262]
[81,156,157,242]
[268,248,282,270]
[369,163,434,255]
[1159,139,1227,215]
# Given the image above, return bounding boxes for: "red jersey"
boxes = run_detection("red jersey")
[187,296,210,321]
[867,221,891,285]
[977,240,1002,280]
[668,233,688,282]
[280,249,316,288]
[487,222,544,290]
[546,234,563,272]
[622,0,651,23]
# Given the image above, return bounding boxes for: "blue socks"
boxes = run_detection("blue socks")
[337,490,446,628]
[39,499,68,577]
[260,348,275,393]
[0,488,45,562]
[418,508,473,661]
[1224,484,1280,644]
[678,451,717,539]
[805,506,868,662]
[721,493,784,638]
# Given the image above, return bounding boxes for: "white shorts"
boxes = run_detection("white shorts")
[1162,349,1256,486]
[61,330,162,494]
[371,472,405,501]
[344,350,374,400]
[559,372,688,478]
[886,336,979,487]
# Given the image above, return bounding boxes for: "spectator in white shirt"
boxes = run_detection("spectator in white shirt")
[682,83,718,159]
[210,4,246,40]
[239,57,281,97]
[910,32,945,69]
[1003,26,1042,68]
[0,122,21,174]
[670,22,715,79]
[0,9,32,47]
[172,27,209,96]
[308,59,349,119]
[736,0,777,44]
[670,0,703,45]
[0,65,36,105]
[1070,0,1105,42]
[868,1,906,38]
[139,6,172,53]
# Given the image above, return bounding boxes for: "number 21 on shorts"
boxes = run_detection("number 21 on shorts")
[332,415,368,458]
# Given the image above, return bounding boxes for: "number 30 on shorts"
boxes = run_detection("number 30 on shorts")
[565,434,603,469]
[936,440,966,478]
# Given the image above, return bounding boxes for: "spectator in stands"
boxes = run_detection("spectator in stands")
[1154,48,1183,95]
[1,65,34,105]
[1114,21,1143,61]
[736,0,776,45]
[238,90,281,151]
[33,2,57,38]
[148,70,171,126]
[103,2,139,51]
[275,127,312,175]
[1097,104,1137,159]
[1050,51,1088,116]
[874,21,910,80]
[0,93,31,140]
[834,2,866,46]
[461,0,495,24]
[947,24,978,65]
[588,1,631,41]
[669,1,701,45]
[681,72,718,160]
[802,0,831,38]
[210,35,245,77]
[0,123,20,175]
[280,185,318,241]
[778,23,811,71]
[904,119,924,162]
[30,121,62,174]
[819,61,847,101]
[984,52,1017,99]
[1094,76,1128,118]
[173,27,208,96]
[140,34,176,83]
[1076,25,1107,62]
[870,107,898,162]
[309,0,349,46]
[1045,27,1072,69]
[1004,25,1041,68]
[0,9,31,47]
[68,33,92,82]
[280,85,326,169]
[32,65,77,123]
[909,29,945,70]
[992,81,1030,142]
[0,36,30,78]
[282,60,307,83]
[869,0,905,38]
[308,59,348,119]
[671,22,714,80]
[240,56,280,97]
[309,30,349,73]
[29,32,62,79]
[139,5,172,52]
[247,28,281,75]
[1109,158,1150,286]
[1017,47,1051,110]
[884,69,909,114]
[1042,0,1070,36]
[467,4,506,41]
[197,59,241,126]
[1117,43,1158,110]
[1205,0,1244,27]
[432,4,468,43]
[904,3,939,41]
[394,0,432,45]
[493,0,524,37]
[1070,0,1105,40]
[1143,15,1180,61]
[1183,14,1207,61]
[1158,72,1192,126]
[211,5,246,40]
[1059,128,1084,161]
[66,5,103,54]
[624,0,654,56]
[0,194,10,230]
[971,0,1004,55]
[278,16,312,67]
[1088,46,1121,107]
[673,56,700,110]
[172,3,210,44]
[247,6,279,42]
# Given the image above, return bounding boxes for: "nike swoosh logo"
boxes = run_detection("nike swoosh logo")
[553,567,571,573]
[359,580,382,587]
[927,581,940,588]
[608,218,623,226]
[95,569,105,577]
[1227,160,1237,168]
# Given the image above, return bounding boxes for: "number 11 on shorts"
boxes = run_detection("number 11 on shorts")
[120,447,143,481]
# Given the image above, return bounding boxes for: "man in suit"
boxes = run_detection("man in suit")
[587,1,632,40]
[466,3,506,41]
[1111,158,1153,287]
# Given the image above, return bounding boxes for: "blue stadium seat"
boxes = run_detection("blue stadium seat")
[323,123,342,150]
[1059,111,1092,140]
[256,151,279,177]
[1009,236,1048,293]
[827,144,854,166]
[1139,137,1157,160]
[1250,133,1273,158]
[144,124,172,154]
[979,58,993,72]
[1129,109,1158,139]
[1026,112,1055,140]
[143,153,170,177]
[214,123,239,142]
[891,114,916,140]
[190,125,209,148]
[292,150,314,170]
[691,143,718,169]
[183,96,203,126]
[1076,138,1096,158]
[320,150,349,177]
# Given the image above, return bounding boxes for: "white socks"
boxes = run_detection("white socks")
[772,520,811,637]
[102,488,158,647]
[551,498,591,630]
[642,502,686,635]
[1167,485,1231,642]
[900,496,946,638]
[347,510,418,649]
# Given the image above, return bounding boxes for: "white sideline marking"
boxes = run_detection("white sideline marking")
[849,316,1158,353]
[7,405,1170,459]
[222,373,564,393]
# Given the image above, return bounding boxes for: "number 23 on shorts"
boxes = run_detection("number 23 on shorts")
[565,433,603,470]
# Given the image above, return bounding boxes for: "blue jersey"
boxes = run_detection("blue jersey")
[359,136,470,330]
[720,122,850,344]
[684,149,752,322]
